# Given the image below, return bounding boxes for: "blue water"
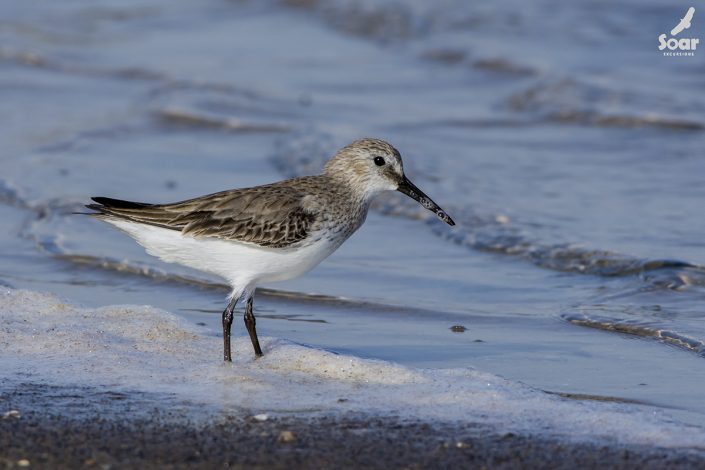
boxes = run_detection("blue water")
[2,0,705,424]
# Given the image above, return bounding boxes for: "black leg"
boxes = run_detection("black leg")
[222,296,238,362]
[243,295,263,357]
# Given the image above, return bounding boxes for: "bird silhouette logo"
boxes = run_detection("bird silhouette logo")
[671,7,695,36]
[659,6,699,54]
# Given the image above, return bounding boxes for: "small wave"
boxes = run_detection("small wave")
[0,45,166,81]
[0,46,261,97]
[472,58,536,77]
[420,48,468,65]
[156,108,290,133]
[282,0,421,42]
[439,215,705,283]
[640,267,705,290]
[509,79,704,131]
[422,48,537,77]
[543,390,654,406]
[562,312,705,356]
[550,111,703,131]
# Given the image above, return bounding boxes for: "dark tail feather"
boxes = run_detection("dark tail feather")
[90,197,153,209]
[85,197,155,217]
[85,197,179,230]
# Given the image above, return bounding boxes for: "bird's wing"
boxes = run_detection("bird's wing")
[87,184,321,248]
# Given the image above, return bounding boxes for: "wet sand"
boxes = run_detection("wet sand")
[2,383,704,469]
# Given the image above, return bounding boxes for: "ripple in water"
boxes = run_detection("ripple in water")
[562,312,705,357]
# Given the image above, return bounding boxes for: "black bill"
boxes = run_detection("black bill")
[397,176,455,226]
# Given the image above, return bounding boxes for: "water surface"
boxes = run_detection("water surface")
[2,0,705,426]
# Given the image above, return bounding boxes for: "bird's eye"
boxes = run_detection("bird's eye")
[373,156,385,166]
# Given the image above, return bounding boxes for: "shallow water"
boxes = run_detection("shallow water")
[2,0,705,428]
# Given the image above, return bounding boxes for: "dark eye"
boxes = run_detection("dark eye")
[373,156,385,166]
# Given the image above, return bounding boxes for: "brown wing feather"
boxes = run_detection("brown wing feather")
[88,182,320,248]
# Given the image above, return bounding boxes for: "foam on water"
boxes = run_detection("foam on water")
[2,287,705,448]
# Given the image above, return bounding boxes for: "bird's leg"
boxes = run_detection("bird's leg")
[243,295,263,357]
[222,295,239,362]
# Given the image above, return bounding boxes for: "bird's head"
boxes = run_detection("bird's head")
[324,138,455,226]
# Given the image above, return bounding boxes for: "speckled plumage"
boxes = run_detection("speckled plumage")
[87,138,454,362]
[88,175,367,249]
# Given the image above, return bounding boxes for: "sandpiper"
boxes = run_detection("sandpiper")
[87,138,455,362]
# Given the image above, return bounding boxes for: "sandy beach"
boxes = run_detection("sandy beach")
[2,383,705,469]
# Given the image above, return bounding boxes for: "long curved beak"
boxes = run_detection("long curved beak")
[397,176,455,226]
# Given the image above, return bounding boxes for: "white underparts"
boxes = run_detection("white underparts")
[105,218,341,298]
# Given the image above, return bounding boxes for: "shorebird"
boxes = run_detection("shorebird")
[87,138,455,362]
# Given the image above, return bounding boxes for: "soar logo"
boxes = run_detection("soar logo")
[659,7,699,56]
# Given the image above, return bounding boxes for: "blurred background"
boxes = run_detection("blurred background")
[2,1,705,422]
